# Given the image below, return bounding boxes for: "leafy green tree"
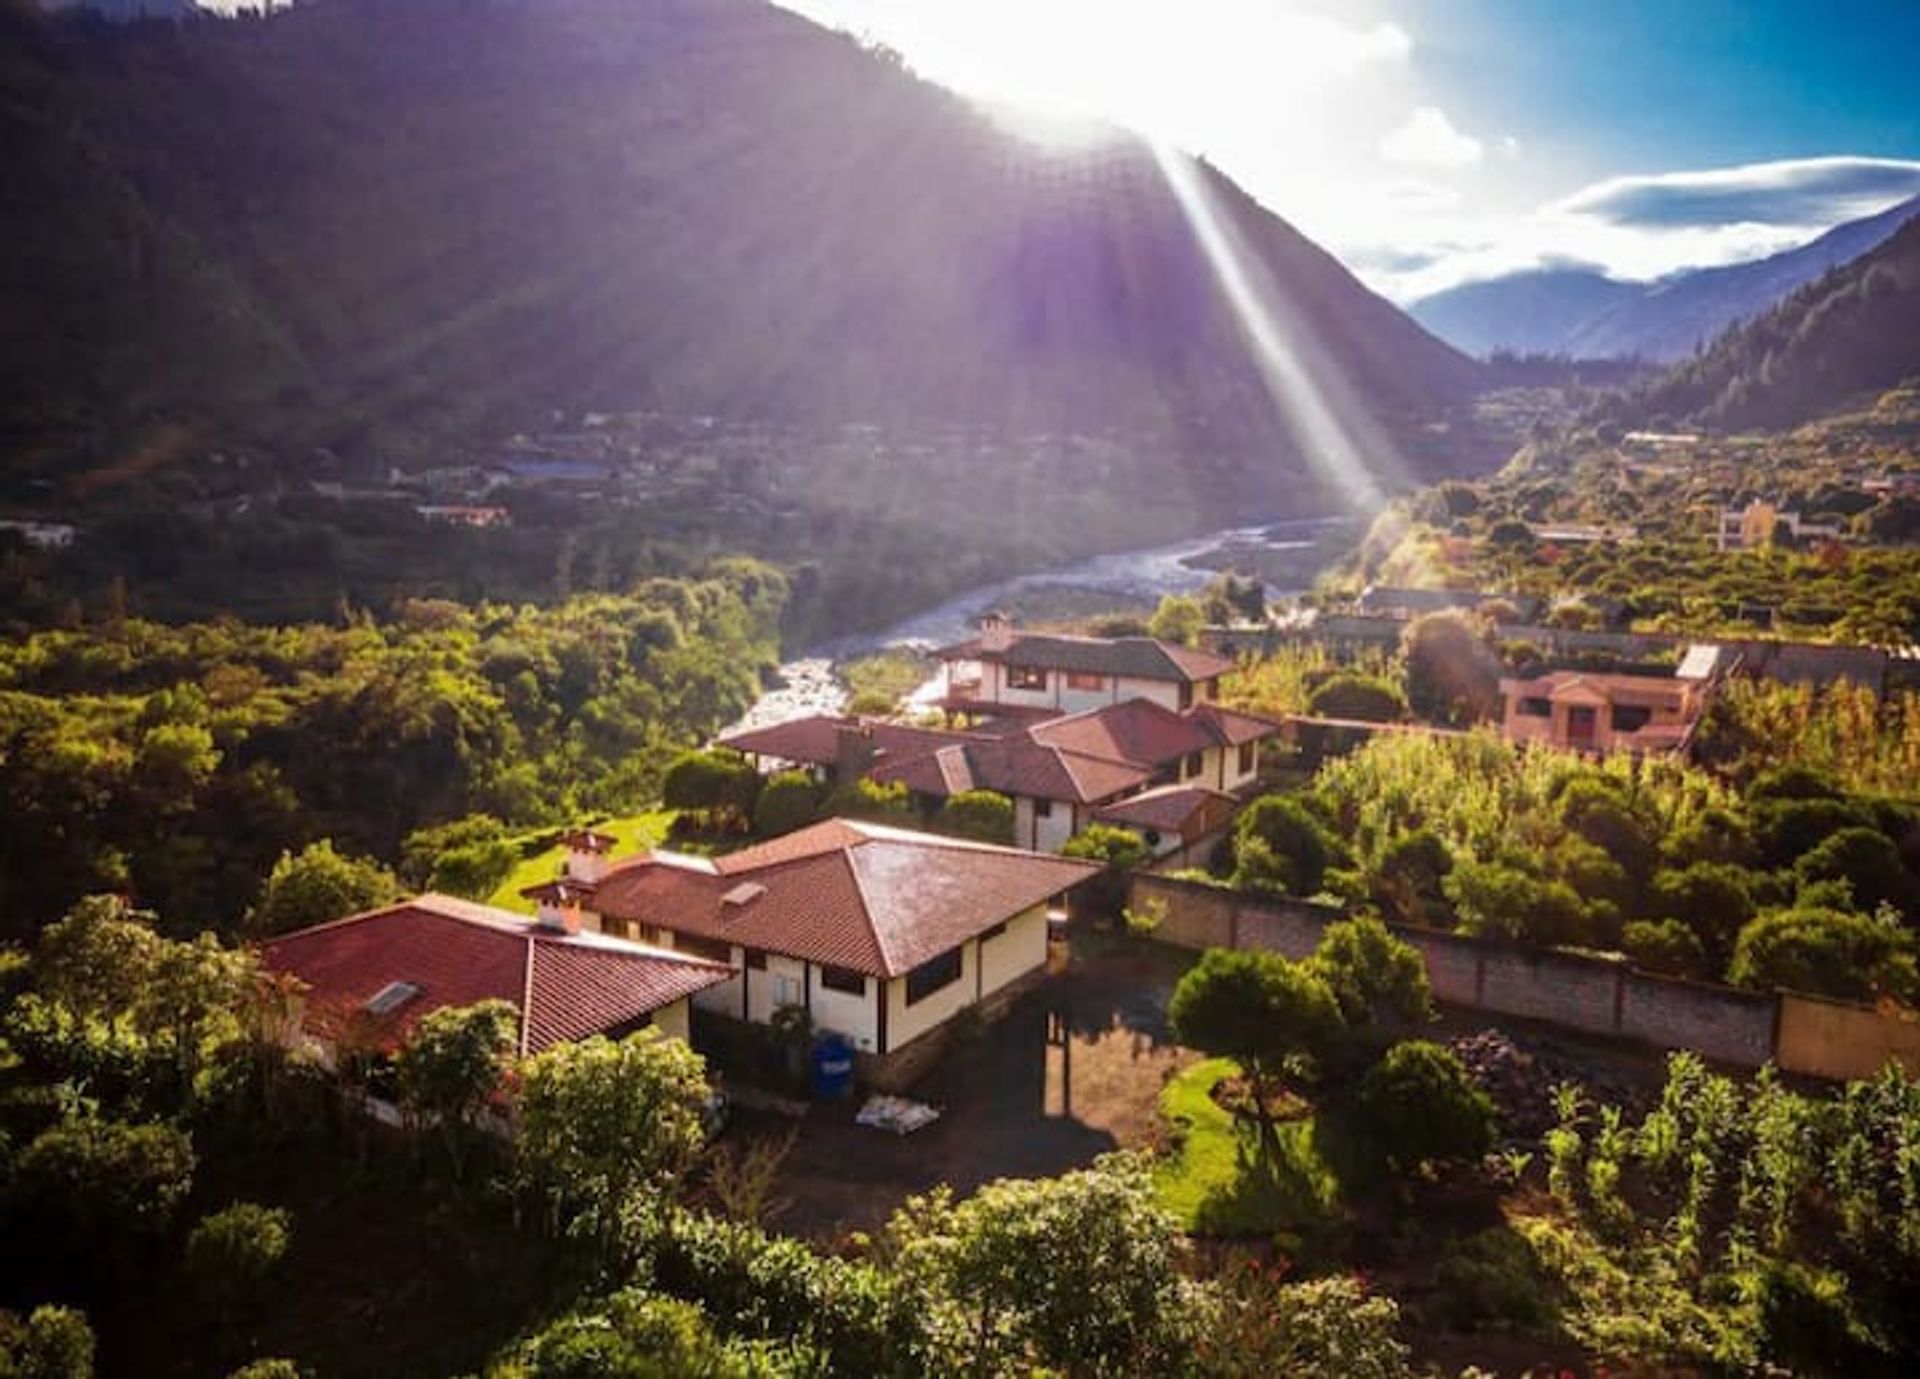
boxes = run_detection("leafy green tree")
[1355,1041,1495,1173]
[1147,594,1206,646]
[1061,824,1150,921]
[1445,860,1588,947]
[395,999,518,1178]
[1306,673,1405,723]
[1651,862,1756,963]
[751,770,820,838]
[1169,949,1343,1142]
[506,1291,773,1379]
[1310,915,1432,1028]
[250,840,400,935]
[1728,906,1920,1003]
[1623,919,1709,978]
[1794,827,1917,917]
[185,1203,293,1320]
[516,1030,711,1252]
[661,750,761,826]
[818,778,913,825]
[932,790,1015,846]
[1370,829,1453,926]
[1195,1273,1414,1379]
[889,1154,1189,1377]
[1232,796,1332,896]
[0,1306,96,1379]
[10,1119,196,1244]
[1399,611,1502,726]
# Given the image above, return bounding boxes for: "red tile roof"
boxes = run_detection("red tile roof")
[257,894,732,1056]
[716,716,976,768]
[934,631,1234,682]
[1093,783,1240,834]
[588,820,1099,978]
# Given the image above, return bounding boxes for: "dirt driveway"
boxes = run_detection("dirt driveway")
[733,937,1197,1242]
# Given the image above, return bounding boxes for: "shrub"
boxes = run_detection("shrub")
[1311,915,1432,1027]
[1623,920,1709,978]
[1651,862,1756,961]
[186,1203,293,1315]
[1170,949,1343,1113]
[0,1306,96,1379]
[1432,1228,1558,1331]
[1306,673,1405,723]
[1355,1041,1495,1172]
[224,1363,302,1379]
[751,771,820,838]
[661,750,762,822]
[818,778,912,825]
[932,790,1015,846]
[250,841,401,936]
[1445,861,1588,947]
[1232,796,1333,896]
[1756,797,1878,868]
[1400,612,1501,725]
[1195,1272,1414,1379]
[1794,827,1916,917]
[10,1118,195,1243]
[505,1290,786,1379]
[1061,825,1150,921]
[1728,906,1920,1003]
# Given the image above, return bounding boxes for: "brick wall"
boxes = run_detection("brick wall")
[1619,970,1776,1068]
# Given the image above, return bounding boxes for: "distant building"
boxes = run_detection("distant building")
[416,504,511,529]
[0,519,77,550]
[932,613,1235,716]
[1716,501,1842,552]
[1498,666,1713,757]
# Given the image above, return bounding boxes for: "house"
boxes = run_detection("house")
[1092,783,1241,861]
[718,697,1280,852]
[932,612,1235,718]
[1498,668,1712,756]
[415,504,511,528]
[522,819,1100,1087]
[257,893,733,1056]
[0,519,77,550]
[1716,501,1843,551]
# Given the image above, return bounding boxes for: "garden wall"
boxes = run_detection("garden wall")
[1128,872,1881,1078]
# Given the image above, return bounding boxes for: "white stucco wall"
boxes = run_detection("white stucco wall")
[746,952,808,1023]
[1014,796,1078,852]
[653,998,690,1043]
[886,939,980,1051]
[808,967,880,1052]
[978,906,1047,997]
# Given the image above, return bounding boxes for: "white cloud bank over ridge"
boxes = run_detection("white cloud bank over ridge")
[1379,107,1483,169]
[1358,156,1920,303]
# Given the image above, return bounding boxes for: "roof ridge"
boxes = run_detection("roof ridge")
[838,847,895,975]
[518,935,537,1058]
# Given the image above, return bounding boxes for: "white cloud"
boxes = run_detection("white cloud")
[1379,107,1483,169]
[1554,155,1920,228]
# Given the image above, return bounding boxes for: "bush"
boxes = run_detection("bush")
[1306,673,1405,723]
[505,1290,789,1378]
[224,1363,302,1379]
[1311,915,1432,1027]
[1232,796,1333,897]
[250,841,400,935]
[932,790,1015,846]
[1061,825,1150,921]
[1794,827,1916,916]
[0,1306,96,1379]
[9,1118,196,1244]
[1728,906,1920,1003]
[1355,1041,1495,1172]
[1432,1228,1558,1331]
[1445,861,1588,947]
[1400,612,1502,726]
[1651,862,1756,961]
[1623,919,1709,978]
[661,750,762,822]
[818,778,912,825]
[1196,1272,1414,1379]
[186,1203,293,1314]
[751,771,820,838]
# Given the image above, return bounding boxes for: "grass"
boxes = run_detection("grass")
[839,649,931,714]
[1154,1057,1342,1239]
[486,809,679,913]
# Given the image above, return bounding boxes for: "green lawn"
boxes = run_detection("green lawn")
[1154,1056,1341,1240]
[486,809,679,913]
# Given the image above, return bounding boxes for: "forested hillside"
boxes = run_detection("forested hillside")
[0,0,1476,460]
[1608,215,1920,431]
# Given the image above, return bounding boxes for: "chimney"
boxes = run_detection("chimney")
[977,609,1014,653]
[560,827,612,883]
[535,880,588,935]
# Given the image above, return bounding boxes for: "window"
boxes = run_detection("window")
[745,949,767,970]
[980,920,1007,942]
[1033,798,1053,818]
[1611,704,1653,732]
[1178,683,1194,710]
[1237,742,1256,774]
[675,933,732,964]
[365,981,421,1017]
[1006,666,1047,691]
[1065,671,1104,691]
[905,948,963,1005]
[819,965,865,994]
[773,973,800,1007]
[1519,697,1553,718]
[1184,752,1205,779]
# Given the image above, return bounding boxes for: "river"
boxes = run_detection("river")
[725,516,1350,733]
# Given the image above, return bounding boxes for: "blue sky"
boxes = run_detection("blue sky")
[775,0,1920,298]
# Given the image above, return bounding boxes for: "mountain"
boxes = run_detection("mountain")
[1410,193,1920,362]
[1609,213,1920,431]
[0,0,1479,481]
[1408,268,1639,359]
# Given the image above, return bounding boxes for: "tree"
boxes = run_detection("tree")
[1623,919,1709,978]
[818,777,913,825]
[888,1155,1190,1377]
[932,790,1015,846]
[661,749,761,827]
[10,1118,196,1246]
[1195,1272,1414,1379]
[1061,824,1149,921]
[250,840,400,935]
[0,1306,96,1379]
[1311,915,1432,1028]
[1169,949,1343,1143]
[751,770,820,838]
[1651,862,1756,963]
[1794,827,1917,917]
[1400,611,1502,726]
[1445,860,1588,947]
[1147,594,1206,646]
[1728,906,1919,1003]
[1232,796,1332,897]
[516,1029,711,1252]
[395,999,518,1178]
[1355,1040,1495,1173]
[185,1203,293,1321]
[507,1291,766,1379]
[1305,673,1405,723]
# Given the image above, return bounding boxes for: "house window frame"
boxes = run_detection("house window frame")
[1518,697,1553,718]
[819,964,865,995]
[1033,798,1053,819]
[1237,742,1256,774]
[1006,666,1048,691]
[1183,752,1205,779]
[675,933,733,964]
[1065,671,1104,692]
[905,948,964,1006]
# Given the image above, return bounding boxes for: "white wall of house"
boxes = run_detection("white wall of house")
[653,998,691,1043]
[979,906,1047,996]
[746,952,808,1023]
[951,660,1206,714]
[809,969,880,1052]
[1013,796,1078,853]
[886,939,980,1051]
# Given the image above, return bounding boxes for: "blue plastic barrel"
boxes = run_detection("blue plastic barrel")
[812,1034,855,1099]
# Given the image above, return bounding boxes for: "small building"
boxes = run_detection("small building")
[0,519,77,550]
[523,819,1099,1087]
[1716,501,1843,552]
[415,504,511,528]
[1092,783,1240,861]
[932,612,1235,717]
[257,893,732,1056]
[1498,669,1711,756]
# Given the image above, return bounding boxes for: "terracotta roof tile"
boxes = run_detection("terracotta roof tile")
[588,820,1099,978]
[258,894,731,1055]
[1094,783,1240,833]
